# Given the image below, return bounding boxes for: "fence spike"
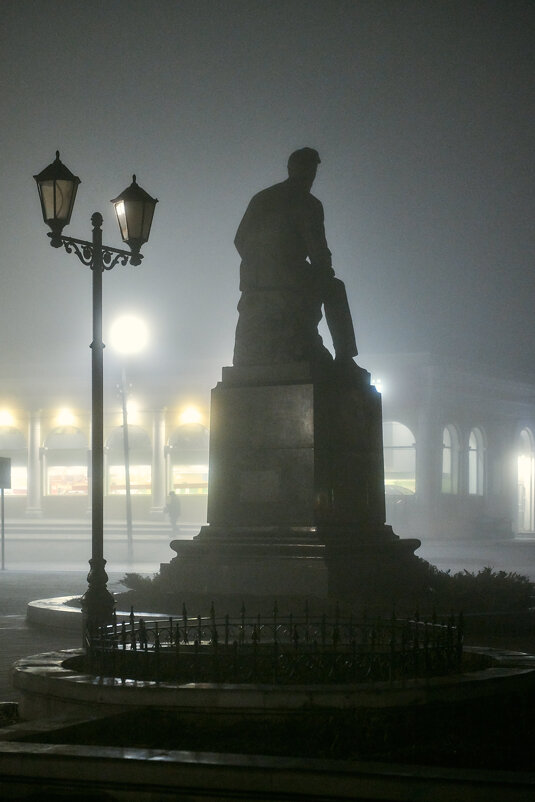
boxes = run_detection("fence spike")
[175,623,180,658]
[182,604,188,644]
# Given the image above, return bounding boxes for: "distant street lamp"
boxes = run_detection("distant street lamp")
[34,152,157,635]
[109,314,149,563]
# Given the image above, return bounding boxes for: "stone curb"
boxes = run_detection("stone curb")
[0,737,533,801]
[26,596,172,630]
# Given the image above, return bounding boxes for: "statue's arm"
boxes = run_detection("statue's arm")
[299,198,334,276]
[234,203,252,258]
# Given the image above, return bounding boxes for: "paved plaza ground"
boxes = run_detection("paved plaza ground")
[0,570,127,702]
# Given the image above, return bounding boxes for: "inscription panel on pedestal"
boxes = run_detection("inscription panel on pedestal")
[210,384,314,449]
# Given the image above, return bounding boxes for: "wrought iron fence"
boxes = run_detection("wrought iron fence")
[85,603,463,685]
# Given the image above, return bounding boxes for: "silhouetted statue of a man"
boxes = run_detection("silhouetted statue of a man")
[233,148,358,366]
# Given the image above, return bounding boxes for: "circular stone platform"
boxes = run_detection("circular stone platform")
[17,594,535,746]
[11,643,535,722]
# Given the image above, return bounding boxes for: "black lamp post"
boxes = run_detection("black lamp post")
[34,151,158,637]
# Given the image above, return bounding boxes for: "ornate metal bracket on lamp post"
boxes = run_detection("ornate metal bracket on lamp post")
[34,152,158,637]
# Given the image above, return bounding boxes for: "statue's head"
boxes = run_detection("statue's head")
[287,148,321,190]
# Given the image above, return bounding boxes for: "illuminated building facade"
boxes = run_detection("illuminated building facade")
[1,353,534,541]
[371,353,535,540]
[0,367,210,524]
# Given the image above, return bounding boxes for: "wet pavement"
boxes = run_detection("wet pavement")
[0,570,128,702]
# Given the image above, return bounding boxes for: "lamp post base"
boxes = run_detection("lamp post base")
[81,557,115,636]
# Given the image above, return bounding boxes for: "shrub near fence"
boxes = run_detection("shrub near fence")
[86,603,464,685]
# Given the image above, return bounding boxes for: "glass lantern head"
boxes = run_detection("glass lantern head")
[34,151,80,245]
[111,176,158,265]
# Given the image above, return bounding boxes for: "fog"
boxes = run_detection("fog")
[0,0,533,403]
[4,529,535,582]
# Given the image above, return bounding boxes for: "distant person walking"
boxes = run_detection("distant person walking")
[164,491,181,536]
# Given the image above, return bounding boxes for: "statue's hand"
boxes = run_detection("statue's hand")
[319,265,335,284]
[310,263,335,291]
[314,263,335,279]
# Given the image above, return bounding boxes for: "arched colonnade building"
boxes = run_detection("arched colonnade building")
[0,405,209,524]
[375,353,535,540]
[1,353,534,541]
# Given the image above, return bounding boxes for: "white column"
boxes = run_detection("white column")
[150,409,166,517]
[414,409,442,539]
[26,410,43,517]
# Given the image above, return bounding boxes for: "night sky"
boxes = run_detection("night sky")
[1,0,534,402]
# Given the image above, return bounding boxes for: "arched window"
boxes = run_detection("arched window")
[0,427,27,496]
[518,427,534,532]
[383,421,416,494]
[167,423,209,495]
[468,427,485,496]
[442,425,460,494]
[106,425,152,495]
[44,426,88,496]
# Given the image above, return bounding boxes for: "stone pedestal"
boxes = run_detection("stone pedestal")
[208,361,385,530]
[164,360,420,601]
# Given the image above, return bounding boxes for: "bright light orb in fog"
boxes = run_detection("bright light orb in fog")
[179,406,203,425]
[56,408,76,427]
[0,410,14,427]
[109,314,149,355]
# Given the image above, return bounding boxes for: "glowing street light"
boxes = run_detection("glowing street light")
[179,406,203,426]
[109,314,149,562]
[56,408,76,428]
[109,314,149,355]
[111,177,158,266]
[0,411,15,428]
[34,151,157,635]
